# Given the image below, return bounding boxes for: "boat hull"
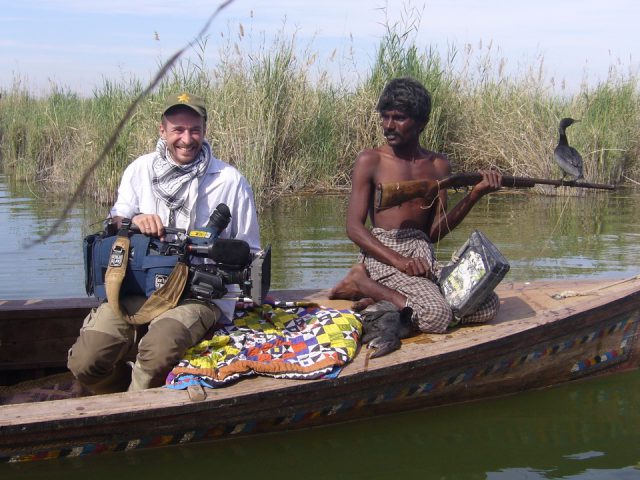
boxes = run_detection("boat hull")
[1,279,640,462]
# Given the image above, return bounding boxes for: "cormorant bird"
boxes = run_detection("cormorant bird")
[360,300,413,358]
[554,117,584,181]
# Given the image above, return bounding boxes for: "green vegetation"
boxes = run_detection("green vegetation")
[1,18,639,210]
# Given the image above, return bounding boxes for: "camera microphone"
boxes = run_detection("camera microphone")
[206,203,231,240]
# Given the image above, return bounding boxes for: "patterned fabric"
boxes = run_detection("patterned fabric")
[165,302,362,389]
[361,228,499,333]
[455,290,500,326]
[151,138,211,227]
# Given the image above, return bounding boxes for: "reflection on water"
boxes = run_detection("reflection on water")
[435,189,640,282]
[3,176,639,298]
[260,194,358,290]
[0,175,104,299]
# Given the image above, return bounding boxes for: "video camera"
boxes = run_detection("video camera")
[166,203,271,305]
[87,203,270,305]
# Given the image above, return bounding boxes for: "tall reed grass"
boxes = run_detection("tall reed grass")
[1,16,638,209]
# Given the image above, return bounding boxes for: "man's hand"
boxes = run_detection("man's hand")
[471,169,503,197]
[132,213,165,240]
[396,256,432,278]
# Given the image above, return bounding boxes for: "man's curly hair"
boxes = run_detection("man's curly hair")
[376,77,432,125]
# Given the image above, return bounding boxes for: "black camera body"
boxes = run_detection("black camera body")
[176,203,270,305]
[183,235,271,305]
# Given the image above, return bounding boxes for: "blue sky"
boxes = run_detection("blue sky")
[1,0,638,95]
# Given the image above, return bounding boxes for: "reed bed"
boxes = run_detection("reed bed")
[1,20,638,209]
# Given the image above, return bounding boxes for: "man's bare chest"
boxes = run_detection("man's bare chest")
[375,157,439,184]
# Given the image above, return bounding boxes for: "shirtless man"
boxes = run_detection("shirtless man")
[330,77,502,333]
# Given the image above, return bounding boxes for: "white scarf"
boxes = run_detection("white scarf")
[151,138,211,228]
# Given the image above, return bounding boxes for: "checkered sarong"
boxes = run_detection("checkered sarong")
[361,228,499,333]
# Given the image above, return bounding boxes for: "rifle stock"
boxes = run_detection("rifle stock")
[375,173,616,209]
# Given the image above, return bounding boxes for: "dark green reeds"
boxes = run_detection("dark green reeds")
[1,16,638,209]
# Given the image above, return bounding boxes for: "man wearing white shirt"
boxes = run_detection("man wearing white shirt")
[68,92,260,393]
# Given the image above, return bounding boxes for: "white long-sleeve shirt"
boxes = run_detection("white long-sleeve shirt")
[110,151,261,321]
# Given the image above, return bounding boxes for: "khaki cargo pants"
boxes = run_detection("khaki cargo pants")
[67,296,220,393]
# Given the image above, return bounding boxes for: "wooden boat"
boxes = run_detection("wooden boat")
[1,276,640,463]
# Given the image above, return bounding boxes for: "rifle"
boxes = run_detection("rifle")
[375,173,616,210]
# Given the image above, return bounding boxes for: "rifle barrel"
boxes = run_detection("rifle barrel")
[376,174,616,210]
[499,176,615,190]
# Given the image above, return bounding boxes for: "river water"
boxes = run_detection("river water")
[2,173,640,479]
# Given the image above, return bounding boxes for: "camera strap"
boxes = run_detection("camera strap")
[104,221,189,325]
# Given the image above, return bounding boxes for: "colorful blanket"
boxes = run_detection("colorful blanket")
[166,302,362,389]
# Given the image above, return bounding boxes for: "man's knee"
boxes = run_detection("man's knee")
[133,304,219,387]
[67,329,131,387]
[460,292,500,325]
[136,317,192,371]
[411,299,453,333]
[157,301,220,344]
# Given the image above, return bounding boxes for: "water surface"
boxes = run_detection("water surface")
[2,176,639,298]
[2,174,640,479]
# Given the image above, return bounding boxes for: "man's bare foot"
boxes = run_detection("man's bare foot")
[329,264,369,300]
[352,297,375,311]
